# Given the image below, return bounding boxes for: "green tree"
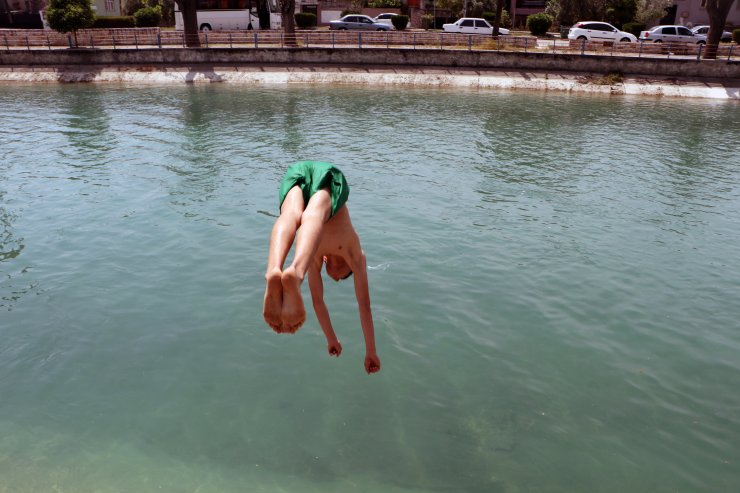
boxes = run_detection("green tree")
[703,0,735,59]
[45,0,95,47]
[545,0,603,26]
[633,0,672,25]
[605,0,637,28]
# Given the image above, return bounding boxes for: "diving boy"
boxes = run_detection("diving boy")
[263,161,381,374]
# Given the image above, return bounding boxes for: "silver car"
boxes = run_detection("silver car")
[329,15,390,31]
[639,25,707,44]
[691,25,732,42]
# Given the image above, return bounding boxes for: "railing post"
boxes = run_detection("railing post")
[204,33,208,48]
[332,32,335,49]
[281,33,283,48]
[25,36,30,51]
[524,37,528,53]
[47,35,51,51]
[412,33,416,49]
[67,34,73,48]
[386,32,389,49]
[254,32,258,48]
[580,38,585,55]
[4,35,8,52]
[497,36,500,51]
[468,35,472,51]
[306,32,310,48]
[439,33,442,50]
[158,33,162,49]
[358,32,362,49]
[697,43,703,60]
[611,40,615,56]
[638,39,642,58]
[728,44,734,61]
[135,34,139,50]
[112,34,116,49]
[90,35,94,49]
[553,38,556,54]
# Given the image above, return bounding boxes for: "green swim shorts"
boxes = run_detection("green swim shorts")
[278,161,350,217]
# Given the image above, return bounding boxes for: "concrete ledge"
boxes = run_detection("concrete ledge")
[1,64,737,99]
[1,47,739,80]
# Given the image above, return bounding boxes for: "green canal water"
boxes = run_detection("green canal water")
[1,84,739,492]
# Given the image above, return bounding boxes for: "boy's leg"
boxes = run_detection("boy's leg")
[281,188,333,333]
[263,186,305,332]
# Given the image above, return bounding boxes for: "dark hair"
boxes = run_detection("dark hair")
[341,270,353,280]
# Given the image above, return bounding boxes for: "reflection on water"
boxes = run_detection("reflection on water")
[0,85,739,493]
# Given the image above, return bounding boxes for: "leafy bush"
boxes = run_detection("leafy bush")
[734,29,740,43]
[368,0,401,7]
[421,13,434,29]
[482,9,511,28]
[134,5,162,27]
[46,0,95,35]
[526,12,552,36]
[92,16,136,28]
[295,12,317,28]
[391,14,409,30]
[622,22,645,37]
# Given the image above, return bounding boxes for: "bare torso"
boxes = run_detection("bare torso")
[313,205,363,269]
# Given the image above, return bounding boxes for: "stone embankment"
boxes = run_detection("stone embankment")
[1,43,738,99]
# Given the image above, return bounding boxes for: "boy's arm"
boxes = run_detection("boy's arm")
[351,250,381,374]
[308,258,342,357]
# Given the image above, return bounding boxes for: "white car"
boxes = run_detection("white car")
[442,18,510,36]
[691,25,732,42]
[568,21,637,42]
[373,13,410,30]
[639,25,706,44]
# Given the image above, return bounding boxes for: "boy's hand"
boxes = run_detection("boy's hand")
[328,339,342,357]
[364,353,381,374]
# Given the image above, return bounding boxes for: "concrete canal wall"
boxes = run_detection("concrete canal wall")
[1,47,739,80]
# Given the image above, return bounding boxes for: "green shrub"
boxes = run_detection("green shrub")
[391,14,409,30]
[295,12,317,28]
[734,29,740,43]
[421,13,434,29]
[526,12,552,36]
[46,0,95,35]
[92,16,136,28]
[622,22,645,38]
[133,5,162,27]
[368,0,401,7]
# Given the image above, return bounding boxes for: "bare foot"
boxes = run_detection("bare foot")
[263,269,283,333]
[281,267,306,333]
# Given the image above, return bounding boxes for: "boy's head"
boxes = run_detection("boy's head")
[324,255,353,282]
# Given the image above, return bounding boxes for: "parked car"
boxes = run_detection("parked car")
[639,25,707,44]
[567,22,637,42]
[373,13,410,30]
[442,18,510,36]
[329,15,391,31]
[691,25,732,42]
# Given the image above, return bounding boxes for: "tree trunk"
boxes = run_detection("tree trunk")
[492,0,504,36]
[176,0,201,48]
[702,0,733,59]
[280,0,297,46]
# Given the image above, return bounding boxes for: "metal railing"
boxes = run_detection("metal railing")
[1,29,738,61]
